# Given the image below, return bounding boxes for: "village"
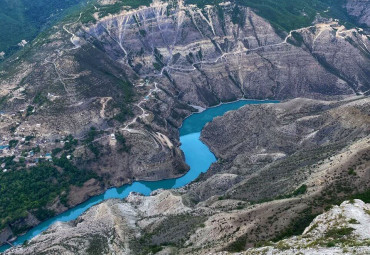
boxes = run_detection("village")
[0,106,76,173]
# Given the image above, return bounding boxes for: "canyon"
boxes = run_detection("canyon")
[0,0,369,253]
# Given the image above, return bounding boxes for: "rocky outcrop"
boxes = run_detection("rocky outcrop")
[228,199,370,254]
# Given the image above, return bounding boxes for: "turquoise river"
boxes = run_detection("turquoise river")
[0,99,278,252]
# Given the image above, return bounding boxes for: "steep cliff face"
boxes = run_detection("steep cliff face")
[346,0,370,27]
[199,97,370,201]
[0,0,369,246]
[81,1,369,104]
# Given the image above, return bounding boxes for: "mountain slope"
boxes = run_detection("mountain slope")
[0,0,369,248]
[0,0,90,59]
[235,199,370,254]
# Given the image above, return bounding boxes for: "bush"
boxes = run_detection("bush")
[325,227,354,238]
[25,135,35,141]
[226,235,247,252]
[26,105,34,116]
[352,189,370,203]
[273,208,318,241]
[348,168,356,176]
[326,241,336,247]
[9,140,19,148]
[33,92,48,105]
[293,184,307,196]
[115,132,130,152]
[52,147,63,156]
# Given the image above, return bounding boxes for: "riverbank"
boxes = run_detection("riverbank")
[0,100,278,253]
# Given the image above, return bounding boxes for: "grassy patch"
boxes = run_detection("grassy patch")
[84,127,103,158]
[325,227,354,238]
[135,214,205,253]
[292,184,307,196]
[186,0,360,33]
[33,92,49,106]
[86,235,108,255]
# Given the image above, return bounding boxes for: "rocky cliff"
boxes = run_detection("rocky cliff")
[0,0,369,248]
[346,0,370,27]
[199,97,370,201]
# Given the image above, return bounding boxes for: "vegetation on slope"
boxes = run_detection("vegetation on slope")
[0,0,154,59]
[186,0,360,32]
[0,0,88,58]
[0,158,98,234]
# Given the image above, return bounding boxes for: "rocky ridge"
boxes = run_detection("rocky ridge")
[224,199,370,254]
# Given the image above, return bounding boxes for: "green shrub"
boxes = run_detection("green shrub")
[0,161,97,231]
[52,147,63,156]
[115,132,130,152]
[325,227,354,238]
[348,168,356,176]
[9,140,19,148]
[226,235,247,252]
[33,92,48,105]
[26,105,34,116]
[293,184,308,196]
[351,189,370,203]
[348,219,359,224]
[25,135,35,141]
[326,241,336,247]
